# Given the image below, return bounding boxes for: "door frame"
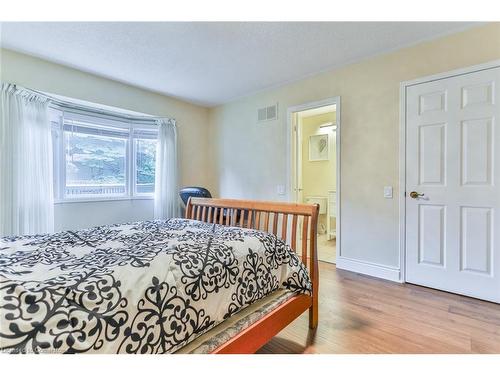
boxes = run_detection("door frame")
[398,60,500,283]
[286,96,341,260]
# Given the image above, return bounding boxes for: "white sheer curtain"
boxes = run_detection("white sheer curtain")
[0,83,54,236]
[154,118,179,219]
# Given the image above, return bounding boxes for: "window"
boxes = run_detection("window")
[135,139,156,194]
[51,108,158,201]
[65,131,127,197]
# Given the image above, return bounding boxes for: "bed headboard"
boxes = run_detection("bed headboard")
[185,197,319,328]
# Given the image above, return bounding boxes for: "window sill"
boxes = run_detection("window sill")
[54,196,154,204]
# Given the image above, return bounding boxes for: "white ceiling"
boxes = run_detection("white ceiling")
[0,22,479,107]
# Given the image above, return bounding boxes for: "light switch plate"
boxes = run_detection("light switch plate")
[384,186,393,199]
[276,184,286,195]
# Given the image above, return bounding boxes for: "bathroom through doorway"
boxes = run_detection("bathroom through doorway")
[288,98,340,264]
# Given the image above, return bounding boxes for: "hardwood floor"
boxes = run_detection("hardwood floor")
[257,262,500,354]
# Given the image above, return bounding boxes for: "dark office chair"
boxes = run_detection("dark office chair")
[179,186,212,207]
[179,187,243,224]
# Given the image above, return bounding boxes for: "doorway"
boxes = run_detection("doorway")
[287,97,340,264]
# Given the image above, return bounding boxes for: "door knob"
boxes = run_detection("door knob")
[409,191,425,199]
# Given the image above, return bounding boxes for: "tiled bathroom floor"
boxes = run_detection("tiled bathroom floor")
[318,234,336,263]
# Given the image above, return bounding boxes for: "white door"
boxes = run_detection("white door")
[405,65,500,302]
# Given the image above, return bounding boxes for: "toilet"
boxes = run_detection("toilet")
[304,196,327,214]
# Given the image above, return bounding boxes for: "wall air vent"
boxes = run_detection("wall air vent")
[257,103,278,122]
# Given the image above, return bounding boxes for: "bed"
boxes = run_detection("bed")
[0,198,319,354]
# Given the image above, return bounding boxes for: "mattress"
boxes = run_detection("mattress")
[176,289,296,353]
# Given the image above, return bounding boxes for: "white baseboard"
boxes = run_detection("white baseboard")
[336,256,402,282]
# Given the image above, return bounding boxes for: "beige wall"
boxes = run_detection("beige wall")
[208,23,500,269]
[0,48,212,230]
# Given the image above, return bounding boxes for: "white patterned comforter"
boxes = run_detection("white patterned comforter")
[0,219,310,354]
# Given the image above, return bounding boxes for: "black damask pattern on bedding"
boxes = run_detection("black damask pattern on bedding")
[0,219,311,354]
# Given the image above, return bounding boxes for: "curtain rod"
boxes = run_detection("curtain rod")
[10,83,175,124]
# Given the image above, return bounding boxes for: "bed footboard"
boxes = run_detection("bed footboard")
[185,198,319,352]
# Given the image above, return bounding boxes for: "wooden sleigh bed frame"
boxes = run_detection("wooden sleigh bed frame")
[185,198,319,354]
